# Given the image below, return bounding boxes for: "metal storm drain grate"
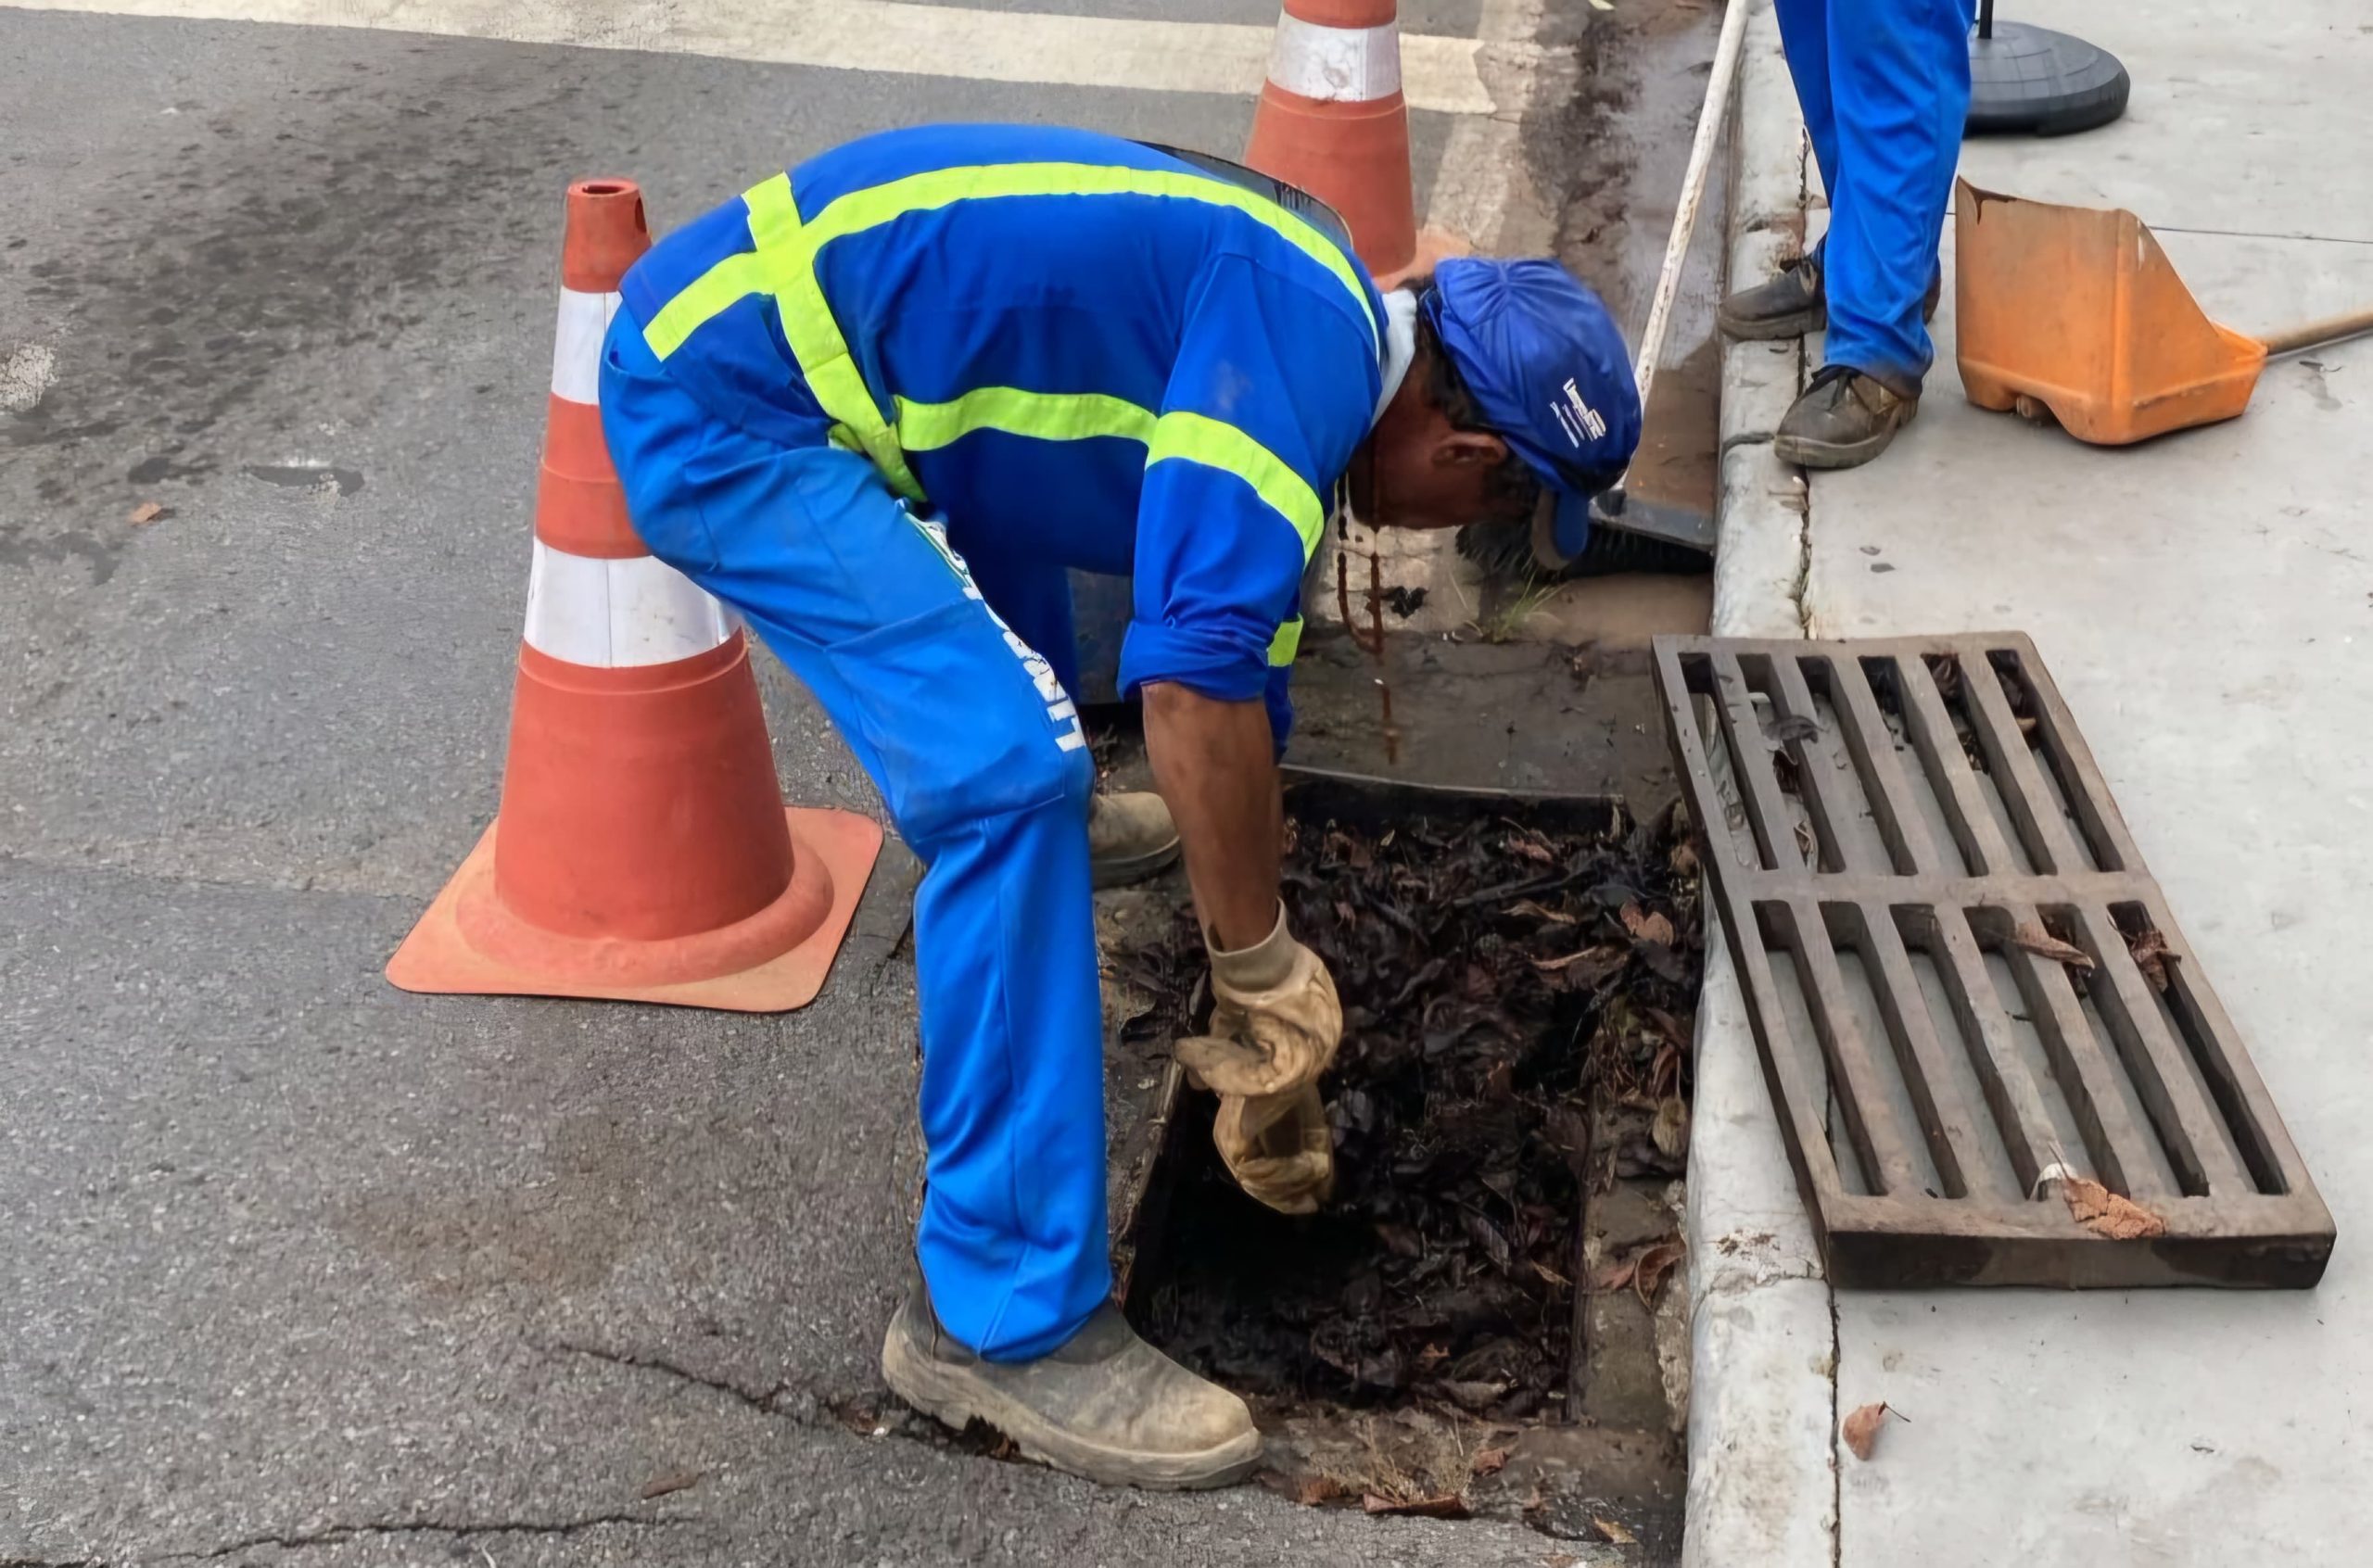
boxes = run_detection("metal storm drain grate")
[1651,633,2333,1288]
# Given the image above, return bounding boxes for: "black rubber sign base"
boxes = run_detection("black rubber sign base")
[1968,16,2132,137]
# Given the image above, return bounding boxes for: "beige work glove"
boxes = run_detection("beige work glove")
[1175,904,1343,1217]
[1213,1083,1335,1216]
[1174,904,1343,1099]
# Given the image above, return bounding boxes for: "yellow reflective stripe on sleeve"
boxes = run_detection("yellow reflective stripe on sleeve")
[895,388,1157,452]
[809,163,1377,355]
[1145,411,1328,563]
[640,251,767,360]
[741,173,927,501]
[1268,616,1304,666]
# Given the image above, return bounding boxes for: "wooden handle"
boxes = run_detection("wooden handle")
[2258,305,2373,358]
[1629,0,1753,439]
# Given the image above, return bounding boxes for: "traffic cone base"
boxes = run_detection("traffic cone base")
[387,805,882,1012]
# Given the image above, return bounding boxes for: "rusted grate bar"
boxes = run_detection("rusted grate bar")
[1654,632,2333,1288]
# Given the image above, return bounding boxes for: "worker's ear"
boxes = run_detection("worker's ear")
[1435,430,1509,468]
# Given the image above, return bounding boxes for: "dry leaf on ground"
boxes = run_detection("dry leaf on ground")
[1669,838,1699,877]
[1588,1255,1638,1294]
[1631,1237,1685,1308]
[1293,1474,1351,1507]
[2126,928,2174,992]
[1621,904,1677,946]
[2011,922,2095,973]
[1363,1491,1471,1520]
[1508,898,1577,925]
[1652,1095,1690,1160]
[1842,1401,1904,1461]
[639,1470,701,1499]
[1592,1516,1640,1545]
[2062,1174,2167,1239]
[1504,835,1555,865]
[128,500,166,525]
[1473,1447,1511,1477]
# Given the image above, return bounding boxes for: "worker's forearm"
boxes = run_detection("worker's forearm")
[1141,681,1281,953]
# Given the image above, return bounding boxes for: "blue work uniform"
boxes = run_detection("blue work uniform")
[597,125,1391,1362]
[1775,0,1973,391]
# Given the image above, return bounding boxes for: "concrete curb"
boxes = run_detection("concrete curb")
[1708,0,1809,643]
[1682,4,1835,1566]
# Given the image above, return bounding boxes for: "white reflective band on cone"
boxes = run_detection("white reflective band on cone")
[524,540,737,667]
[1268,16,1402,102]
[552,289,622,404]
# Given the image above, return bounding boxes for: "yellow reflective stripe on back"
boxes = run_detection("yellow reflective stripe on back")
[1145,411,1328,563]
[896,390,1326,568]
[741,173,926,501]
[641,159,1380,446]
[1268,616,1304,667]
[807,163,1377,355]
[895,387,1322,666]
[895,388,1157,452]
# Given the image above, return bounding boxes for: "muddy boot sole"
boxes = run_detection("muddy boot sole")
[1718,297,1825,342]
[1090,835,1181,890]
[1773,398,1918,470]
[882,1304,1263,1490]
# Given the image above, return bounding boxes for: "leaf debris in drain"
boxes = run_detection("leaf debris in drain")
[1125,797,1703,1425]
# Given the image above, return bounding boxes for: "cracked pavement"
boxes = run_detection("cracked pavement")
[0,6,1597,1565]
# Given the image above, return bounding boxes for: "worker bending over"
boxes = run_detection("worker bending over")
[601,123,1638,1489]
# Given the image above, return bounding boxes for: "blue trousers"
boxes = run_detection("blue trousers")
[599,316,1110,1363]
[1774,0,1972,392]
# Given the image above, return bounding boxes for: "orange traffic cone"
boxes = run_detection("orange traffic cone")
[1245,0,1419,276]
[387,179,882,1012]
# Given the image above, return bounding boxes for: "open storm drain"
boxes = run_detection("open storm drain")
[1113,778,1701,1545]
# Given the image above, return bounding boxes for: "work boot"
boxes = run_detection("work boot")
[1087,790,1180,888]
[881,1273,1263,1490]
[1773,365,1920,470]
[1716,250,1944,341]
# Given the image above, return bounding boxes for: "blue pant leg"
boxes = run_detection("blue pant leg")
[960,544,1085,709]
[600,318,1109,1363]
[1819,0,1972,390]
[1772,0,1840,209]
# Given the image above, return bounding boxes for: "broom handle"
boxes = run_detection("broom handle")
[2257,305,2373,358]
[1629,0,1753,439]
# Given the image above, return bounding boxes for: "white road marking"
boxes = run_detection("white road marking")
[0,0,1542,116]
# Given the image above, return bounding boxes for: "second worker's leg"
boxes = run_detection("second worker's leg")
[1722,0,1841,340]
[1777,0,1971,468]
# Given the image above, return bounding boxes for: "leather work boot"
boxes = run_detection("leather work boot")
[881,1273,1263,1490]
[1773,365,1920,470]
[1717,250,1943,342]
[1087,790,1181,889]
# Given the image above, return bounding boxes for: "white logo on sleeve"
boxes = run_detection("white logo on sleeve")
[1550,375,1609,449]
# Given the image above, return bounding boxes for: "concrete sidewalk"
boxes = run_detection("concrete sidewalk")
[1689,3,2373,1563]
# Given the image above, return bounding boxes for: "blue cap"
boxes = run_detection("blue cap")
[1422,258,1641,556]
